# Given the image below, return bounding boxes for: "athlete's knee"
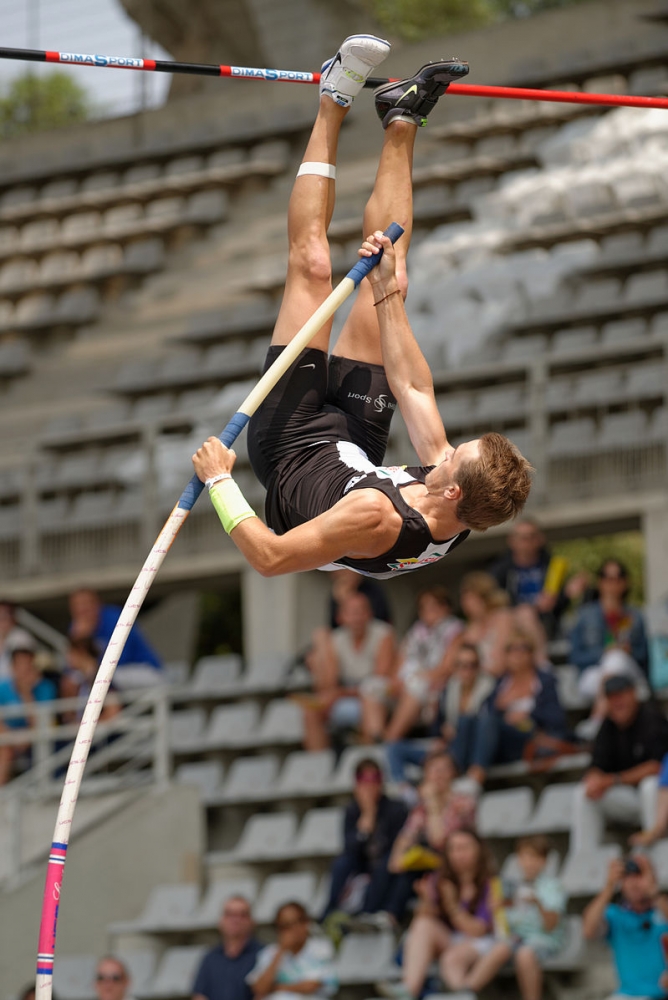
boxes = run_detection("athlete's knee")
[288,235,332,287]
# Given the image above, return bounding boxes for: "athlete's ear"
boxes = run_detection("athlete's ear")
[443,483,462,502]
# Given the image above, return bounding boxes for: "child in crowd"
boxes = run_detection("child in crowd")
[503,835,566,1000]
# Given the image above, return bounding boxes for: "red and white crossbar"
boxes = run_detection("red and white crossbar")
[1,45,668,110]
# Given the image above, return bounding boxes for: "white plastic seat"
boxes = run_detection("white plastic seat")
[117,950,157,995]
[15,292,56,327]
[474,385,526,421]
[277,750,336,797]
[175,760,224,800]
[293,807,344,857]
[242,652,292,691]
[124,237,165,273]
[551,325,597,355]
[544,915,586,970]
[571,368,623,405]
[574,278,621,312]
[555,664,589,710]
[547,417,596,457]
[0,258,38,291]
[40,251,80,283]
[254,871,318,923]
[206,702,261,748]
[218,754,280,802]
[477,787,534,838]
[527,783,578,833]
[236,812,298,861]
[601,317,647,346]
[624,270,668,304]
[191,653,242,694]
[53,953,96,1000]
[650,839,668,888]
[169,708,206,752]
[256,699,304,745]
[81,243,124,276]
[249,140,291,172]
[110,883,200,933]
[104,204,143,236]
[20,218,59,251]
[187,190,228,225]
[335,931,398,984]
[561,844,622,897]
[190,876,258,928]
[625,362,665,399]
[145,197,186,228]
[597,410,648,449]
[61,212,101,242]
[137,945,207,998]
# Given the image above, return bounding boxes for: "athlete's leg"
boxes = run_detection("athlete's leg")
[270,96,347,353]
[332,120,416,365]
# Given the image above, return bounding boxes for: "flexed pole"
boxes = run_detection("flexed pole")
[35,222,404,1000]
[1,45,668,110]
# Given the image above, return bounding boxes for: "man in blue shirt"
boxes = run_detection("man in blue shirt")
[584,854,668,998]
[69,588,162,686]
[0,647,57,785]
[193,895,262,1000]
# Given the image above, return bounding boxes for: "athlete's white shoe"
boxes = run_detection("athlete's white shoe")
[320,34,391,108]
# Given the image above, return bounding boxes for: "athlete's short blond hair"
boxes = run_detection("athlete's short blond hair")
[455,432,533,532]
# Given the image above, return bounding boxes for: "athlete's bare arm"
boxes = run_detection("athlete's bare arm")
[192,438,402,576]
[361,232,449,466]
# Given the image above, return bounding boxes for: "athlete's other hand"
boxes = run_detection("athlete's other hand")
[192,436,237,482]
[358,231,398,290]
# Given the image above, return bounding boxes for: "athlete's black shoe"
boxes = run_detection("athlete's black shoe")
[374,58,469,128]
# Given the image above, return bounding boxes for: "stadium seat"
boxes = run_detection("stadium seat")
[276,750,337,798]
[71,491,115,525]
[648,225,668,255]
[110,883,200,933]
[526,782,578,833]
[0,258,38,291]
[292,807,345,857]
[599,230,645,261]
[217,754,280,803]
[206,702,261,749]
[571,368,623,405]
[190,653,243,694]
[116,951,157,995]
[175,760,224,801]
[124,237,165,273]
[478,787,534,838]
[169,708,206,752]
[555,664,589,710]
[256,699,304,745]
[574,278,621,312]
[254,871,319,923]
[544,915,586,970]
[624,270,668,304]
[649,839,668,888]
[190,876,258,929]
[474,385,526,421]
[547,417,596,456]
[249,140,291,173]
[335,931,399,984]
[52,953,96,1000]
[15,292,56,328]
[601,317,647,346]
[598,410,648,449]
[235,812,299,861]
[187,190,228,225]
[56,286,100,324]
[561,844,622,897]
[502,333,549,362]
[145,196,186,229]
[0,338,30,377]
[20,218,59,251]
[136,944,207,998]
[62,212,101,243]
[551,325,597,355]
[625,362,666,400]
[242,653,293,692]
[104,204,143,238]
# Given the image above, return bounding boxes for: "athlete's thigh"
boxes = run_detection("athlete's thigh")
[331,280,383,364]
[270,264,334,353]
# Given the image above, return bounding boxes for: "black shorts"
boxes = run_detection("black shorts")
[247,346,397,491]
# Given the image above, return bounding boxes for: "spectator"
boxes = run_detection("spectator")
[322,758,409,926]
[60,638,121,723]
[451,629,567,787]
[631,751,668,847]
[386,643,494,786]
[248,902,337,1000]
[384,587,463,743]
[301,593,396,750]
[488,519,576,639]
[384,829,509,998]
[503,835,567,1000]
[19,987,36,1000]
[69,588,162,688]
[193,895,262,1000]
[328,568,391,627]
[569,559,649,704]
[571,674,668,853]
[388,751,476,874]
[0,648,57,786]
[447,573,515,678]
[583,854,668,1000]
[0,600,34,680]
[94,957,134,1000]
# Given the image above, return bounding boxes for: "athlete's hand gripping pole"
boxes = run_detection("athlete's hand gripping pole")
[35,222,403,1000]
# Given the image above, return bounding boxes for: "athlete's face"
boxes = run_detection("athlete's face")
[426,439,481,497]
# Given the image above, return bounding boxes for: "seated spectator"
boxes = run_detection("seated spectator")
[571,674,668,853]
[0,648,57,786]
[451,629,567,787]
[384,829,509,999]
[383,587,463,743]
[94,956,134,1000]
[446,573,516,678]
[193,894,262,1000]
[60,638,121,723]
[503,835,567,1000]
[0,600,34,680]
[328,568,391,627]
[631,751,668,847]
[388,751,476,874]
[569,559,649,704]
[321,758,409,927]
[248,902,337,1000]
[583,854,668,1000]
[301,593,396,750]
[69,588,162,688]
[386,643,494,786]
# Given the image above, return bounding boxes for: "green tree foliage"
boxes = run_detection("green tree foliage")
[0,71,90,139]
[553,530,645,606]
[370,0,590,41]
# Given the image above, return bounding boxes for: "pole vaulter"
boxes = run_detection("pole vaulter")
[1,43,668,110]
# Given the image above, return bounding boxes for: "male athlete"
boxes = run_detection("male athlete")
[193,35,532,579]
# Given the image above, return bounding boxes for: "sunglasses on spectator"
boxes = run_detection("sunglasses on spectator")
[356,772,382,785]
[96,974,124,983]
[599,572,625,581]
[506,642,533,653]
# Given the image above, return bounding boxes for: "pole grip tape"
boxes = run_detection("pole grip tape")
[345,222,404,287]
[177,412,250,510]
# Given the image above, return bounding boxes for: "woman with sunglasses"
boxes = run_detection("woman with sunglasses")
[450,629,567,788]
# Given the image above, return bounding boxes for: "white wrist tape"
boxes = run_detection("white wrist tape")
[205,472,232,490]
[297,161,336,179]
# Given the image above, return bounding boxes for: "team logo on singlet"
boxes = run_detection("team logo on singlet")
[388,552,447,572]
[373,394,396,413]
